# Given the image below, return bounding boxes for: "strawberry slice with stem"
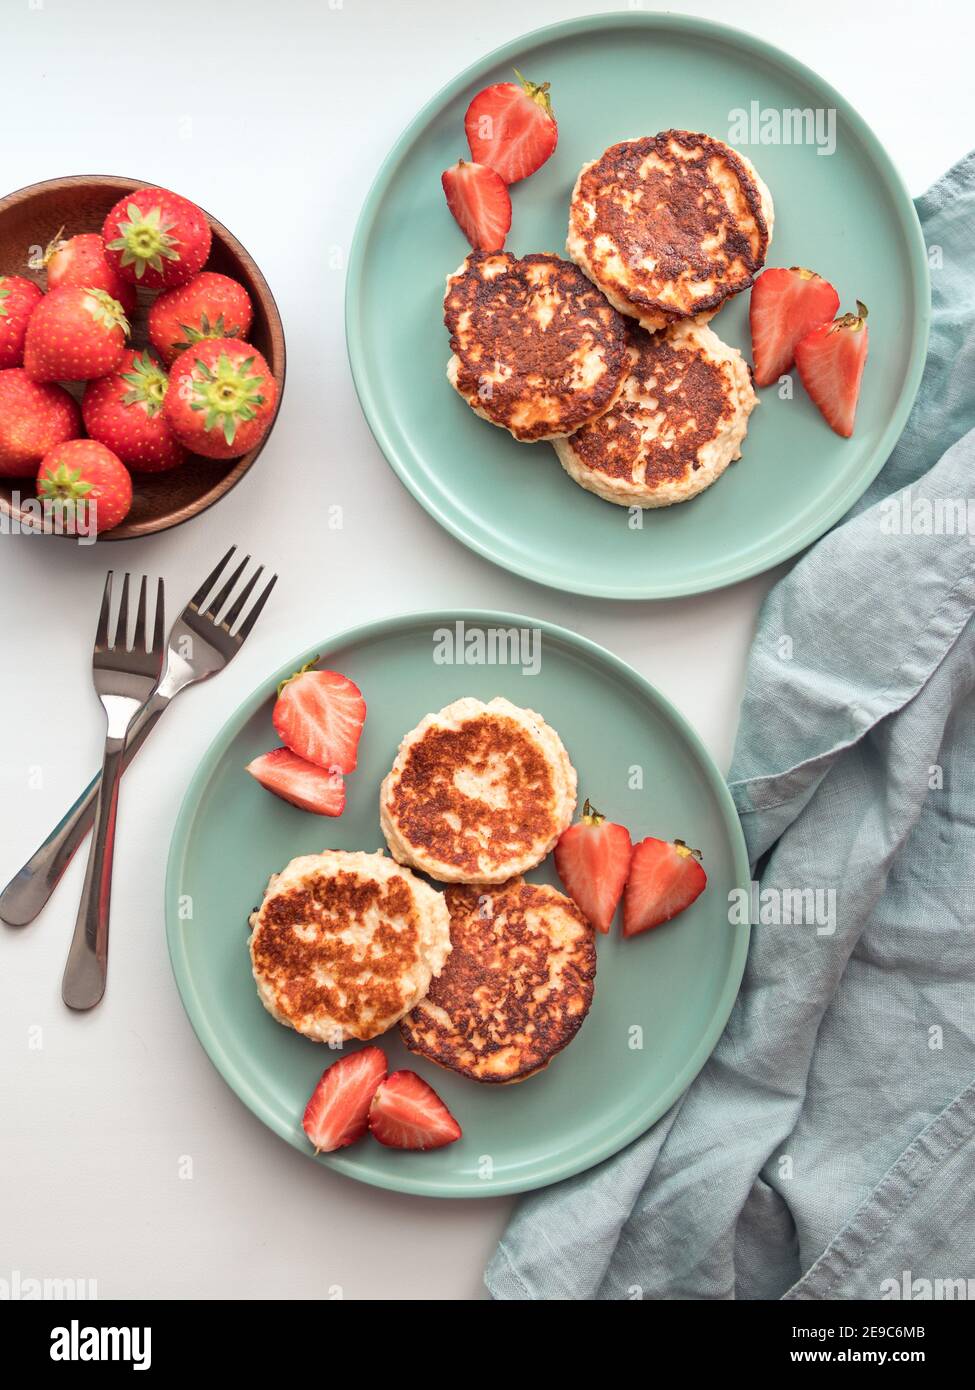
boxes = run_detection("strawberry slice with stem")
[794,301,870,438]
[623,837,708,938]
[246,747,346,816]
[464,69,558,184]
[554,798,632,933]
[302,1047,388,1153]
[441,160,512,252]
[749,266,840,387]
[272,664,366,774]
[368,1070,462,1151]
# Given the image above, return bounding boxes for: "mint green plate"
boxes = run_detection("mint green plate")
[165,612,750,1197]
[346,14,929,599]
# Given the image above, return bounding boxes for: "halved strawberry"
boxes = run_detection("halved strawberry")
[368,1070,462,1151]
[441,160,511,252]
[245,747,345,816]
[272,665,366,774]
[464,70,558,184]
[623,837,707,938]
[302,1047,387,1154]
[554,799,631,934]
[749,266,840,387]
[794,301,870,438]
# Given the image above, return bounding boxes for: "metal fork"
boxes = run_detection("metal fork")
[0,547,277,930]
[62,573,166,1010]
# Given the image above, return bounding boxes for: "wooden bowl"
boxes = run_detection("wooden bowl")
[0,174,286,540]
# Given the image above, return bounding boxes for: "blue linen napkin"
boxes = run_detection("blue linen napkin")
[486,153,975,1301]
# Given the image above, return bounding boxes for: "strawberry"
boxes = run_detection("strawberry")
[164,338,277,459]
[302,1047,387,1153]
[36,438,132,535]
[102,187,211,290]
[23,285,129,383]
[441,160,511,252]
[368,1071,462,1151]
[37,231,137,315]
[749,266,840,387]
[0,369,81,476]
[245,747,346,816]
[794,302,870,438]
[554,799,632,934]
[148,271,254,367]
[82,349,185,474]
[0,276,43,369]
[464,69,558,184]
[623,837,707,939]
[272,665,365,774]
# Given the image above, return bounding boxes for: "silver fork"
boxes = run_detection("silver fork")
[0,547,277,930]
[62,573,166,1010]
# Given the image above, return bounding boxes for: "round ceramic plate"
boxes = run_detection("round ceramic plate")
[346,13,929,599]
[165,611,750,1197]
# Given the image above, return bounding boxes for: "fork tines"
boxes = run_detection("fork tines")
[96,572,166,653]
[188,546,277,640]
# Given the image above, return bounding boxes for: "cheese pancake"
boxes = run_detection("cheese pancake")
[400,879,596,1084]
[444,250,629,441]
[553,319,757,508]
[248,850,451,1043]
[567,130,774,332]
[380,696,577,884]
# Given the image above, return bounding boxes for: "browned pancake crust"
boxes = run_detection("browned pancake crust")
[251,871,421,1037]
[445,251,629,441]
[386,714,559,877]
[571,325,734,486]
[400,880,596,1083]
[570,131,770,321]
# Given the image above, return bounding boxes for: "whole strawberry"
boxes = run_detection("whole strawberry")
[83,349,185,473]
[148,271,254,366]
[36,439,132,535]
[164,338,277,459]
[0,368,81,476]
[24,285,129,383]
[103,187,211,290]
[39,231,137,315]
[0,275,43,369]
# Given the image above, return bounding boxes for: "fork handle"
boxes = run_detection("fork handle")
[61,731,129,1011]
[0,690,171,928]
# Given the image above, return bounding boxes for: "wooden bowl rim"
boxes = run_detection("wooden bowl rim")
[0,173,286,541]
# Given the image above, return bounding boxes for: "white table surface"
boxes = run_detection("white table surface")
[0,0,966,1302]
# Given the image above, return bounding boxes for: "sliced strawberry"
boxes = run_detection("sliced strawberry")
[441,160,512,252]
[368,1070,462,1151]
[271,666,366,774]
[623,837,707,938]
[749,266,840,387]
[794,301,870,438]
[245,747,345,816]
[302,1047,387,1154]
[464,69,558,184]
[554,799,631,934]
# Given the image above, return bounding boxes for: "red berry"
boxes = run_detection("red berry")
[36,438,132,535]
[0,368,81,476]
[749,266,840,387]
[554,800,632,933]
[368,1071,462,1150]
[102,187,211,290]
[148,272,254,367]
[794,302,870,438]
[302,1047,387,1153]
[441,160,512,252]
[23,285,129,383]
[0,275,43,369]
[465,70,558,184]
[82,349,185,473]
[272,666,366,774]
[623,837,708,938]
[43,232,137,315]
[163,338,277,459]
[245,748,346,816]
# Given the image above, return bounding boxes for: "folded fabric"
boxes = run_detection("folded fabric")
[486,152,975,1301]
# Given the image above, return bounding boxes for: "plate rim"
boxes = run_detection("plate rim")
[164,607,752,1198]
[344,10,931,601]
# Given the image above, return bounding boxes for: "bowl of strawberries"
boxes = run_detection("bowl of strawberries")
[0,175,285,540]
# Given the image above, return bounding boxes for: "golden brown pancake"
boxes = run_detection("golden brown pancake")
[379,696,577,884]
[248,851,451,1043]
[444,250,630,441]
[567,130,773,332]
[400,879,597,1083]
[553,318,757,508]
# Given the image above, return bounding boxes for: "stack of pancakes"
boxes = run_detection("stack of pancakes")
[445,129,773,508]
[250,697,597,1085]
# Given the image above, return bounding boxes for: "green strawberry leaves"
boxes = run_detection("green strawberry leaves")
[120,351,168,416]
[107,202,181,279]
[188,350,266,446]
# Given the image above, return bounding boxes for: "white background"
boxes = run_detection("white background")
[0,0,967,1302]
